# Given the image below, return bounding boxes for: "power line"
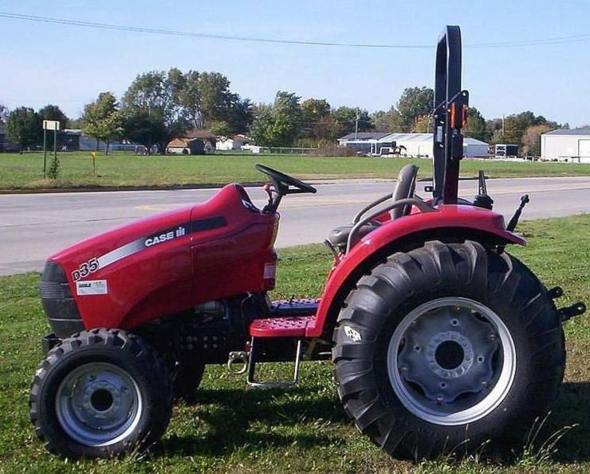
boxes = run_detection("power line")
[1,11,589,49]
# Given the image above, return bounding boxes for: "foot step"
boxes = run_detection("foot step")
[247,338,302,388]
[249,315,314,338]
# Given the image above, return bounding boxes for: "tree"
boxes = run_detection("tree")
[372,107,404,133]
[122,69,190,154]
[249,92,304,147]
[412,115,431,133]
[397,87,434,131]
[38,104,69,150]
[501,112,560,151]
[464,107,487,141]
[122,110,167,155]
[180,71,252,134]
[38,104,68,130]
[82,92,123,154]
[0,103,8,123]
[209,120,233,137]
[225,97,253,134]
[301,98,333,142]
[5,107,41,153]
[249,103,274,147]
[522,124,551,157]
[485,118,504,144]
[332,106,373,138]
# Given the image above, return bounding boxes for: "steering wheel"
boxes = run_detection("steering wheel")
[391,164,419,219]
[255,164,317,194]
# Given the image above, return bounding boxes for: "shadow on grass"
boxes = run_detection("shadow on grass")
[549,382,590,463]
[151,381,590,463]
[152,385,348,458]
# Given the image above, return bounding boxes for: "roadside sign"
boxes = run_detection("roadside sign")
[43,120,60,131]
[43,121,61,179]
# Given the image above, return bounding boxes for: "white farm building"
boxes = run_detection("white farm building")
[216,135,252,151]
[338,132,489,158]
[541,129,590,163]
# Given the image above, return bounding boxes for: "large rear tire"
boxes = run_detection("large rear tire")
[333,241,565,460]
[30,328,173,458]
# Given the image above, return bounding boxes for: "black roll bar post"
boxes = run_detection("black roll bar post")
[432,25,469,204]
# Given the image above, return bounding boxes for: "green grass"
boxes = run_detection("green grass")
[0,215,589,473]
[1,151,590,191]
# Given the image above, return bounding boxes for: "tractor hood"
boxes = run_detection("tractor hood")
[42,184,279,335]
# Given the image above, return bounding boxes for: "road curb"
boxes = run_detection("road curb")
[0,177,489,195]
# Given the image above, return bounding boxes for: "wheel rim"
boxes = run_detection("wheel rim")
[56,362,143,447]
[387,297,516,426]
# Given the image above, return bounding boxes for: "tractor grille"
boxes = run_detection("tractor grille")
[40,261,84,338]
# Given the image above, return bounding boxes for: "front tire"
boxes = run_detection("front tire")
[333,241,565,460]
[30,328,173,458]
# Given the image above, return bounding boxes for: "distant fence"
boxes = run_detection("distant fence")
[257,146,319,155]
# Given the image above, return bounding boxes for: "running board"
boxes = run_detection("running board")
[247,338,303,388]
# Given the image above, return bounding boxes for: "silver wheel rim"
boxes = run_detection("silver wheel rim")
[387,297,516,426]
[56,362,143,447]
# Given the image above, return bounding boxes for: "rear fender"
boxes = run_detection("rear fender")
[306,205,525,338]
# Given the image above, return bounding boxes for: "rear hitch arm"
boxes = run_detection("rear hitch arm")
[559,302,586,323]
[545,286,585,323]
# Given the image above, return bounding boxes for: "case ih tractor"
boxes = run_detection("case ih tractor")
[30,26,585,460]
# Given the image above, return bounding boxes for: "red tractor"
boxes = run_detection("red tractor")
[30,26,584,460]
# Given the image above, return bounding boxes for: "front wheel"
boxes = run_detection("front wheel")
[30,329,173,458]
[333,241,565,460]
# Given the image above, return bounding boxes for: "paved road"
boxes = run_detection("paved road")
[1,176,589,276]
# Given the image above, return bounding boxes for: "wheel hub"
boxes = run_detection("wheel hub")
[56,363,142,446]
[388,297,516,425]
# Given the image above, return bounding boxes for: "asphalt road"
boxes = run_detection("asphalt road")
[1,176,589,276]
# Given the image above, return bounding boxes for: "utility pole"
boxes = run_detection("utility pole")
[354,108,359,139]
[502,114,505,136]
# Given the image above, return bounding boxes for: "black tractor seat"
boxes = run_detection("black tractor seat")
[327,221,380,251]
[327,164,420,253]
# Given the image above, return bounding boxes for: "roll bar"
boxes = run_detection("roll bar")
[432,25,469,204]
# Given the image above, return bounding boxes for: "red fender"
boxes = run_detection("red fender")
[306,205,525,338]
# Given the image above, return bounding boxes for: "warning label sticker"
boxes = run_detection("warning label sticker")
[76,280,108,296]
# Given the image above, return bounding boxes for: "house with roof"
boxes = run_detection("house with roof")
[541,129,590,163]
[167,130,217,155]
[216,134,252,151]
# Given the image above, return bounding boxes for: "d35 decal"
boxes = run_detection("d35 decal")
[72,257,99,281]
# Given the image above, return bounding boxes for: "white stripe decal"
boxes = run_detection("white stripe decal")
[97,239,145,270]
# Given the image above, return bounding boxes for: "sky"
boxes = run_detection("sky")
[1,0,589,127]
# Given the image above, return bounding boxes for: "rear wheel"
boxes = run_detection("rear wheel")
[30,328,173,458]
[333,241,565,460]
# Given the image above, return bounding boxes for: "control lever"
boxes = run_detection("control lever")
[507,194,530,232]
[473,170,494,209]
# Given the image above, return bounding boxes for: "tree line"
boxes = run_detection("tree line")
[1,70,570,155]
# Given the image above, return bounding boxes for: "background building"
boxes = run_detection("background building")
[216,135,252,151]
[337,132,390,154]
[541,129,590,163]
[339,132,489,158]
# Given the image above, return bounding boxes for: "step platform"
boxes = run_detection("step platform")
[250,315,315,338]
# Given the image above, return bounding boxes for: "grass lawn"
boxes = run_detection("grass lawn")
[0,215,589,473]
[1,151,590,191]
